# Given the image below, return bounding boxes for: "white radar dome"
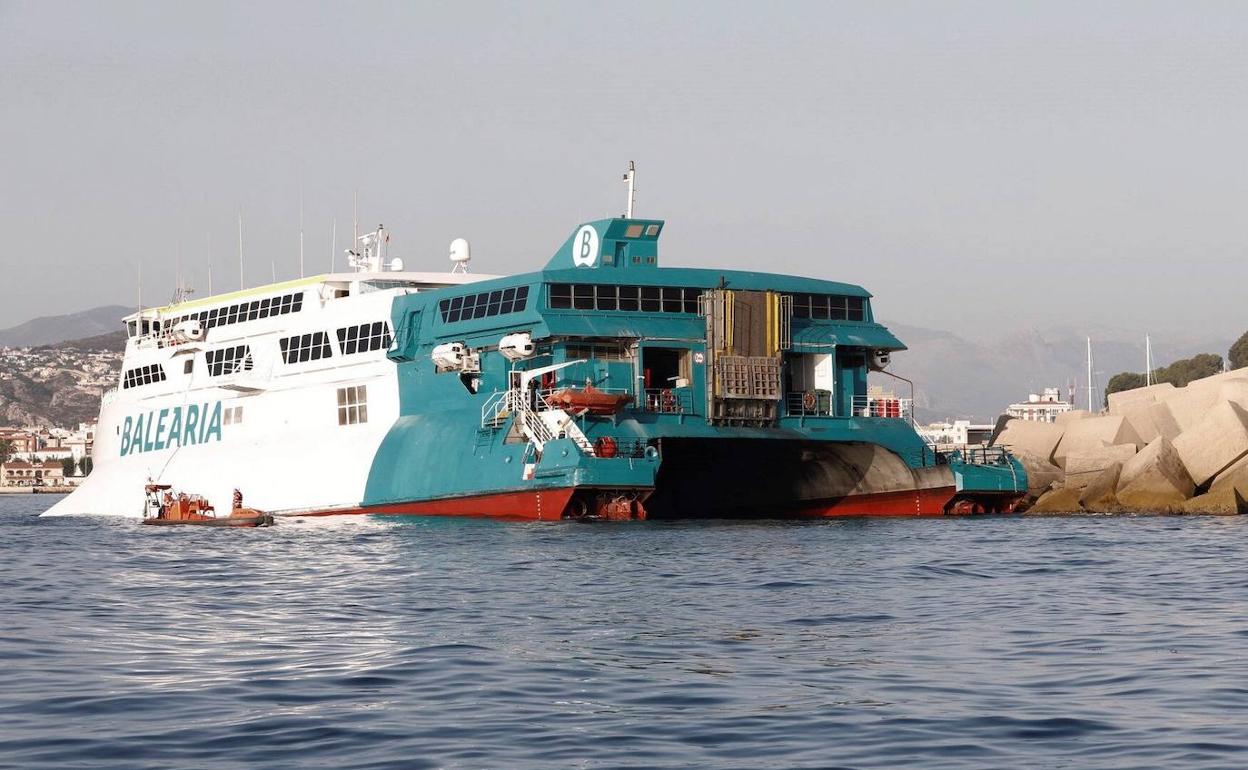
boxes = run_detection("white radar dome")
[389,257,404,272]
[449,238,471,265]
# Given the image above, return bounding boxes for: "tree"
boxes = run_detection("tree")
[1230,331,1248,371]
[61,456,77,476]
[1156,353,1223,387]
[0,439,12,465]
[1105,372,1148,406]
[80,457,93,476]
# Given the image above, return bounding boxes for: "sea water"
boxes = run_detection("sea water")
[2,495,1246,769]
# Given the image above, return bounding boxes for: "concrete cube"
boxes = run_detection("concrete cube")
[1146,400,1182,442]
[1209,453,1248,496]
[1064,444,1137,489]
[1012,449,1065,498]
[1163,386,1222,433]
[1179,486,1248,515]
[1116,436,1195,510]
[1107,382,1176,415]
[1028,486,1083,514]
[1118,401,1162,444]
[1078,461,1122,512]
[1180,368,1248,392]
[1173,400,1248,487]
[1056,409,1093,425]
[1053,415,1143,468]
[992,419,1065,465]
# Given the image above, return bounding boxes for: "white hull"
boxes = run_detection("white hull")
[42,269,485,517]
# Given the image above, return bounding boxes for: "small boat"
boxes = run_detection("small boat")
[141,483,273,527]
[545,384,634,415]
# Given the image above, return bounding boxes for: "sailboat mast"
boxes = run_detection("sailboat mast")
[1087,337,1094,412]
[1145,335,1153,386]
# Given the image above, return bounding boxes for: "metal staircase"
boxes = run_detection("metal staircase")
[480,388,595,455]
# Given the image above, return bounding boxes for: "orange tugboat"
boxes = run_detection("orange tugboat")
[141,484,274,527]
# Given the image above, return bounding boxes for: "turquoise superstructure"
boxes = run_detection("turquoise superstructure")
[363,217,1025,519]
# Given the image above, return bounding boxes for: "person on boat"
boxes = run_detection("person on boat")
[232,488,243,510]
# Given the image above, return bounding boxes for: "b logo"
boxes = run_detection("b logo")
[572,225,599,267]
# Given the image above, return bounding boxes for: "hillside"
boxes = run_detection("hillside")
[882,322,1236,423]
[0,305,130,347]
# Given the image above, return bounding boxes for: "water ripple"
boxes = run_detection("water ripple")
[2,498,1248,768]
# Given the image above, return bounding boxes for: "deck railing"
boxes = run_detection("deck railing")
[641,388,693,414]
[851,395,913,421]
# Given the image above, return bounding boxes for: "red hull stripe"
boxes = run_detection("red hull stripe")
[303,488,576,521]
[293,486,1017,520]
[793,486,957,517]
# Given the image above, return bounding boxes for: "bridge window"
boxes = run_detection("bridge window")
[280,331,332,364]
[548,284,700,313]
[195,291,305,334]
[122,364,167,389]
[206,345,254,376]
[336,321,392,355]
[789,293,866,322]
[437,286,529,323]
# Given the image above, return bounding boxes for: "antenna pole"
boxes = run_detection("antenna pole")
[1086,336,1094,412]
[623,160,636,218]
[352,191,359,249]
[237,211,244,291]
[330,218,337,272]
[207,232,213,295]
[1145,334,1153,386]
[299,192,305,278]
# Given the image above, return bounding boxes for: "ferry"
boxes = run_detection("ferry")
[45,170,1026,520]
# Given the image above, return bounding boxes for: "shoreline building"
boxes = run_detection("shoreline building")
[1005,387,1073,423]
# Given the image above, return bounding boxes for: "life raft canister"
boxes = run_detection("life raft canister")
[594,436,619,458]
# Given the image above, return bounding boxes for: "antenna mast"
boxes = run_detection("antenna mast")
[1145,335,1153,386]
[1086,337,1095,412]
[622,161,636,218]
[207,232,213,295]
[299,192,305,278]
[330,218,337,272]
[237,211,244,291]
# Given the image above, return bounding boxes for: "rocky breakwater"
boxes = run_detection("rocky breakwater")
[992,368,1248,514]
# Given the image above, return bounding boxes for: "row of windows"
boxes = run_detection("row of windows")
[206,345,254,377]
[565,342,633,361]
[438,286,530,323]
[123,364,166,389]
[789,293,866,321]
[280,331,332,364]
[549,284,702,314]
[146,292,306,340]
[337,322,392,355]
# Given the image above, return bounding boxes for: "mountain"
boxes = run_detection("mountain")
[0,306,130,348]
[37,330,128,353]
[884,321,1237,423]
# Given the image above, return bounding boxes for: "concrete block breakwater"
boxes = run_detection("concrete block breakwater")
[994,367,1248,514]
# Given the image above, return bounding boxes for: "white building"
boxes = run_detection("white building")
[917,420,995,448]
[1005,387,1073,423]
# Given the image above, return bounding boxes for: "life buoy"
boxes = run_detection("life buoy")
[594,436,619,458]
[802,391,817,410]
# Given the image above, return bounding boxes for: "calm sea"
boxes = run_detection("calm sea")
[2,495,1247,769]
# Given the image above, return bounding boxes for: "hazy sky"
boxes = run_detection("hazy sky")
[1,1,1245,340]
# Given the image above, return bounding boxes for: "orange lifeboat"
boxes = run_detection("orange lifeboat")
[141,484,274,527]
[545,385,634,415]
